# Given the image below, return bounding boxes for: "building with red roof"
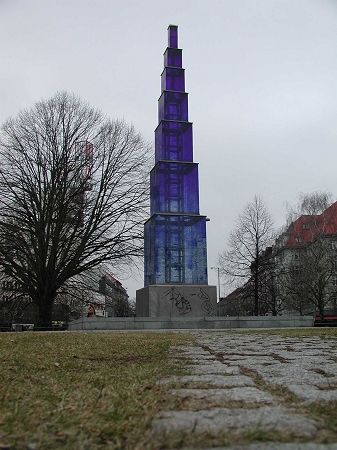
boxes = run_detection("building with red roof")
[273,202,337,316]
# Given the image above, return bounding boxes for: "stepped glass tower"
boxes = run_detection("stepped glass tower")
[136,25,216,318]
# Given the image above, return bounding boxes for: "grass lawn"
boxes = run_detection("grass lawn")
[0,331,190,450]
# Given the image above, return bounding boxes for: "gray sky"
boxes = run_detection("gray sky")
[1,0,337,297]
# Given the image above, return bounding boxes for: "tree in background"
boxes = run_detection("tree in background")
[0,274,37,325]
[280,191,336,318]
[219,196,274,316]
[257,250,284,316]
[279,264,312,315]
[286,191,332,226]
[0,92,150,327]
[285,237,336,319]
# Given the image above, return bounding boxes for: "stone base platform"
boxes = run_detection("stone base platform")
[67,315,314,331]
[136,284,217,317]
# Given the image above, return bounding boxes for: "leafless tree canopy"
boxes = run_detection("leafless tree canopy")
[219,195,274,315]
[282,237,337,319]
[286,191,333,225]
[0,92,150,326]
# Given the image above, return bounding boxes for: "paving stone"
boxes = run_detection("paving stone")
[270,351,330,360]
[172,353,215,360]
[318,364,337,376]
[169,387,274,404]
[172,346,210,355]
[252,366,327,386]
[220,355,276,363]
[286,356,336,365]
[158,333,337,448]
[190,363,240,375]
[158,374,255,387]
[286,384,337,403]
[181,355,214,361]
[182,359,222,366]
[152,406,317,437]
[185,357,218,364]
[182,444,337,450]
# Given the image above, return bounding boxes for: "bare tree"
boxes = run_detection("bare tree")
[287,237,336,319]
[286,191,332,225]
[0,272,35,325]
[219,196,274,316]
[279,264,312,315]
[258,261,284,316]
[0,92,150,327]
[279,191,336,318]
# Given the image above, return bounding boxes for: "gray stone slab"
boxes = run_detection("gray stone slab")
[183,444,337,450]
[287,384,337,403]
[220,355,276,362]
[185,357,218,364]
[158,374,255,387]
[285,356,336,365]
[152,406,317,437]
[252,366,327,386]
[190,363,240,375]
[169,387,274,404]
[185,355,216,361]
[318,364,337,376]
[171,346,210,355]
[171,356,217,364]
[271,351,332,360]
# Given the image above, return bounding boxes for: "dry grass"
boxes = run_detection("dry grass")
[0,331,190,450]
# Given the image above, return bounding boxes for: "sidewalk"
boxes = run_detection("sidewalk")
[152,331,337,449]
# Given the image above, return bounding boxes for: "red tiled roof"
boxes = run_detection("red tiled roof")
[285,201,337,247]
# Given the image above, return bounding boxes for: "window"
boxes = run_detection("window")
[302,223,310,230]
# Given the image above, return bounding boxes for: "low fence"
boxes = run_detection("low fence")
[68,315,314,331]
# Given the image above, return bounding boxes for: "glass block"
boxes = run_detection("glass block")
[144,214,208,285]
[158,92,188,122]
[155,120,193,162]
[164,48,182,68]
[150,162,199,214]
[161,67,185,92]
[168,25,178,48]
[144,25,209,288]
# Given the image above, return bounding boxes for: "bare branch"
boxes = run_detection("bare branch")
[0,92,150,326]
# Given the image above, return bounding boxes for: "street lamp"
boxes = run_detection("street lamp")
[211,266,221,303]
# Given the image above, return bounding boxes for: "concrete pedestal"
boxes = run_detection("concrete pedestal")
[136,284,217,318]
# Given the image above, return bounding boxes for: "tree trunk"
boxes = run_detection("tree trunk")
[299,304,303,316]
[36,298,54,329]
[318,303,325,321]
[271,277,277,316]
[318,288,325,320]
[254,275,259,316]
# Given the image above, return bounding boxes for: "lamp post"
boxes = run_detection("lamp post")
[211,266,221,303]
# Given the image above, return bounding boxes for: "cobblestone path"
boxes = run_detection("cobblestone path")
[152,331,337,449]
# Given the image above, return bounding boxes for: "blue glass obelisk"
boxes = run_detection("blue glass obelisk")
[136,25,216,317]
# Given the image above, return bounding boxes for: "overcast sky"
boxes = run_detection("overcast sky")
[1,0,337,297]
